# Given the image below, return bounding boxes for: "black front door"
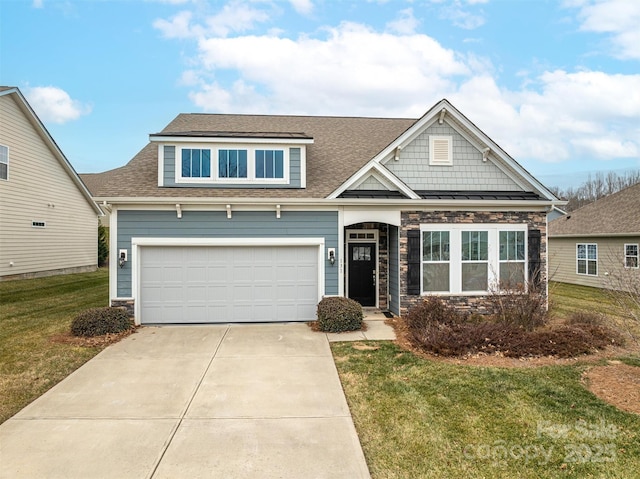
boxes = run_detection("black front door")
[348,242,376,307]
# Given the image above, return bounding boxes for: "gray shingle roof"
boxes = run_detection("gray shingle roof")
[549,182,640,236]
[90,113,416,199]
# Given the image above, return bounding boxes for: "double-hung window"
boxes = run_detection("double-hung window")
[625,244,639,269]
[0,145,8,180]
[499,231,526,287]
[577,243,597,276]
[255,150,284,179]
[422,231,450,292]
[181,148,210,178]
[461,231,489,291]
[218,149,248,179]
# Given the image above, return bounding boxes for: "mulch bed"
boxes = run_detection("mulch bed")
[50,328,137,348]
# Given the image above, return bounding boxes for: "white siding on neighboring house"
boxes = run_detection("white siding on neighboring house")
[549,236,640,290]
[0,93,98,279]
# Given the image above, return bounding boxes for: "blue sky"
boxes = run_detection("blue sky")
[1,0,639,188]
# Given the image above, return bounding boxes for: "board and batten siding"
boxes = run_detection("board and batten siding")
[549,235,640,289]
[0,94,98,278]
[383,122,522,192]
[116,210,339,297]
[162,145,302,188]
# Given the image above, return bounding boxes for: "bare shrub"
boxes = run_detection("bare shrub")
[487,284,548,331]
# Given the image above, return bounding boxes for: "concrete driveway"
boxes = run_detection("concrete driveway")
[0,323,371,479]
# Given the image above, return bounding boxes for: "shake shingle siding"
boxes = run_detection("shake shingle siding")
[384,122,521,191]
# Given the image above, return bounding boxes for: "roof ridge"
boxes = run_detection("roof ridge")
[178,112,417,121]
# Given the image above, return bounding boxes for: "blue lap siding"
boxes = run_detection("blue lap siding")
[116,210,338,297]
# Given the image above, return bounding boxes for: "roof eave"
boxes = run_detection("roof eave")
[149,135,314,144]
[549,232,640,238]
[94,195,557,210]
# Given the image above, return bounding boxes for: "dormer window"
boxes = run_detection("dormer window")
[174,145,292,183]
[218,149,248,178]
[182,148,211,178]
[256,150,284,179]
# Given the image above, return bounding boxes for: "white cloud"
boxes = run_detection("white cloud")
[24,86,91,124]
[386,8,419,35]
[450,70,640,163]
[289,0,313,15]
[32,0,44,8]
[438,0,486,30]
[155,4,639,165]
[153,2,271,39]
[570,0,640,60]
[191,22,470,116]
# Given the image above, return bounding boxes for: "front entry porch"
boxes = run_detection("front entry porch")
[345,223,399,315]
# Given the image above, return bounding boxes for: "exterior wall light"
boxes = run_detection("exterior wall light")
[119,249,128,269]
[328,248,336,266]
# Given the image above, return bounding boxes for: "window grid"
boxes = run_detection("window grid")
[255,150,284,179]
[422,231,450,292]
[499,231,525,287]
[625,244,639,269]
[218,149,248,179]
[577,243,598,276]
[181,148,211,178]
[0,145,8,180]
[461,231,489,292]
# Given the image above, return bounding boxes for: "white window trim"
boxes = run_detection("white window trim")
[429,135,453,166]
[174,143,290,184]
[0,144,8,181]
[624,243,639,269]
[576,243,598,276]
[420,224,528,295]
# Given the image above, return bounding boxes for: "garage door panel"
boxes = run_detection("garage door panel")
[140,245,319,324]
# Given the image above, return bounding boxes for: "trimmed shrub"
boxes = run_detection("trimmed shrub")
[316,297,363,333]
[71,307,133,337]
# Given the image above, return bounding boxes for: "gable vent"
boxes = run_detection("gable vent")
[429,136,453,166]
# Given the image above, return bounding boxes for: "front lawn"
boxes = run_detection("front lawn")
[333,341,640,478]
[333,282,640,478]
[0,269,109,424]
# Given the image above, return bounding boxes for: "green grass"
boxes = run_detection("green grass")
[0,269,109,423]
[333,283,640,478]
[550,282,628,322]
[333,341,640,479]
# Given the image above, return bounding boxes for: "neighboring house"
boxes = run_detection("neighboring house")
[547,205,567,222]
[89,99,561,324]
[548,182,640,290]
[80,170,120,227]
[0,87,102,281]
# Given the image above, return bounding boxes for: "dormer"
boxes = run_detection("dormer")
[151,131,313,189]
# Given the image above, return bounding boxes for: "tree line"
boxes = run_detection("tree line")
[549,169,640,212]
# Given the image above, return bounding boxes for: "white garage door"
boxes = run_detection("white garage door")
[139,245,319,324]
